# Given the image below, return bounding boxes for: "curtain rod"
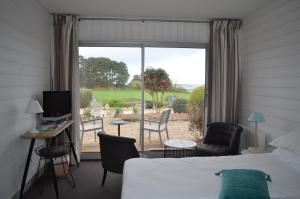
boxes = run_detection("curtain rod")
[78,17,211,23]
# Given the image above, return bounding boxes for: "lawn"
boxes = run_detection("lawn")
[91,88,190,102]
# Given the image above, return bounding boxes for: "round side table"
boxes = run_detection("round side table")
[164,139,197,158]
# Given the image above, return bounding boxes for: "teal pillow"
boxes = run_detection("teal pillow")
[215,169,271,199]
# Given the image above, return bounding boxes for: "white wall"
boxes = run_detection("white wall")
[240,0,300,144]
[0,0,50,198]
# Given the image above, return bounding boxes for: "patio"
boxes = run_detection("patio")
[81,111,203,152]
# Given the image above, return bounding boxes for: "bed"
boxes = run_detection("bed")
[121,149,300,199]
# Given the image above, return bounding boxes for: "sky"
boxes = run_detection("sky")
[79,47,206,85]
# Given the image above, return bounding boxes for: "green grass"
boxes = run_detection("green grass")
[90,88,190,102]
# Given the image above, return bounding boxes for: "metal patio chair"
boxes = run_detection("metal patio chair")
[80,114,104,147]
[143,109,171,147]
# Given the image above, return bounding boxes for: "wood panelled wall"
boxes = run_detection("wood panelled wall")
[240,0,300,142]
[0,0,50,198]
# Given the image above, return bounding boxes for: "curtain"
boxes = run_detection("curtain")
[51,14,81,162]
[207,19,242,123]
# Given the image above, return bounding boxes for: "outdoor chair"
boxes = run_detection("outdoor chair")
[97,132,139,186]
[143,109,171,147]
[196,122,243,156]
[80,114,104,148]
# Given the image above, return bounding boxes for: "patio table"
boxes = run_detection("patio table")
[111,120,129,136]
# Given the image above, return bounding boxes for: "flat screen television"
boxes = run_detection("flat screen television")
[43,91,71,121]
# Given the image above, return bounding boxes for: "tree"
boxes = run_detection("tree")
[128,74,142,88]
[144,67,171,112]
[79,56,129,88]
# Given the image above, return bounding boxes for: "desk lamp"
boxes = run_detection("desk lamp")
[25,99,44,132]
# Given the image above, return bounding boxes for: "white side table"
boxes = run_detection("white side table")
[164,139,197,158]
[241,148,266,155]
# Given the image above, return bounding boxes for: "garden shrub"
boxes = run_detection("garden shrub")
[83,108,91,117]
[132,106,138,114]
[189,86,205,104]
[113,107,123,116]
[188,86,204,134]
[145,100,154,109]
[108,99,124,108]
[172,98,188,113]
[188,101,203,134]
[80,88,92,108]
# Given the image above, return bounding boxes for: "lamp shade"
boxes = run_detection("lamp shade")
[25,100,44,114]
[248,112,265,123]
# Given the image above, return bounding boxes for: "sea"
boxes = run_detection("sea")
[177,84,204,92]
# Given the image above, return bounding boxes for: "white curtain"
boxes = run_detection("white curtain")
[207,19,242,123]
[51,14,81,162]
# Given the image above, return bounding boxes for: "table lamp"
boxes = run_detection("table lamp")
[25,99,44,132]
[248,112,265,153]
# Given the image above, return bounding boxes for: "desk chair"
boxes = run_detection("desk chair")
[35,141,75,193]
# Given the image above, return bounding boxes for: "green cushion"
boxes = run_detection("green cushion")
[215,169,271,199]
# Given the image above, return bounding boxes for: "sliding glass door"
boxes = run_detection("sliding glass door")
[79,44,207,157]
[142,47,206,151]
[79,47,142,153]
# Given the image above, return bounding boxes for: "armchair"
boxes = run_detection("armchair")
[98,132,139,186]
[196,122,243,156]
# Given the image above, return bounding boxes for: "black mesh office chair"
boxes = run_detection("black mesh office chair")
[97,132,140,186]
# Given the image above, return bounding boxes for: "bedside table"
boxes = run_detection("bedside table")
[241,148,265,155]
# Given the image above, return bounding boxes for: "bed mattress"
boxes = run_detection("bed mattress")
[121,153,300,199]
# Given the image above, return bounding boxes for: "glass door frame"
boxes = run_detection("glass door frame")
[79,41,208,159]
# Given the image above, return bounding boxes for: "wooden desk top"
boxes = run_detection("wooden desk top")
[20,120,73,139]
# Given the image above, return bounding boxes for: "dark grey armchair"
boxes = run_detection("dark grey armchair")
[196,122,243,156]
[97,132,139,186]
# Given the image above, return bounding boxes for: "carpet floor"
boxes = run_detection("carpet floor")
[23,161,122,199]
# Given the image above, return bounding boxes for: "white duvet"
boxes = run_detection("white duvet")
[121,153,300,199]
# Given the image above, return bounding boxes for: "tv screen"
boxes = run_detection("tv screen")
[43,91,71,118]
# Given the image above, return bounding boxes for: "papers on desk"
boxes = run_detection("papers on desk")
[29,128,40,133]
[37,123,57,131]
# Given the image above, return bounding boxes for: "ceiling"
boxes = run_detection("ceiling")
[38,0,271,20]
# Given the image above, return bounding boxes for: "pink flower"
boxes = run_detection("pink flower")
[160,79,167,85]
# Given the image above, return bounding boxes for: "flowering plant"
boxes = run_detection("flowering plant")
[144,67,171,112]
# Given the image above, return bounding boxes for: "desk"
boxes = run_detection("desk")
[19,120,79,199]
[111,120,128,136]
